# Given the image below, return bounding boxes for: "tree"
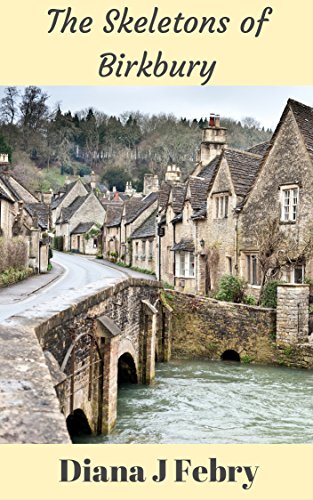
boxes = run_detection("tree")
[19,86,50,155]
[102,167,128,191]
[0,87,20,124]
[0,132,12,161]
[255,217,313,302]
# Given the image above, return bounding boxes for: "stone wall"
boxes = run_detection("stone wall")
[165,290,277,364]
[164,289,313,369]
[277,284,310,343]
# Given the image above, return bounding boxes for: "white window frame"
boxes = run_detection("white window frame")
[281,263,305,284]
[280,185,299,222]
[175,251,195,278]
[214,194,229,219]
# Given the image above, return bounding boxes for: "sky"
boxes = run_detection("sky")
[1,86,312,130]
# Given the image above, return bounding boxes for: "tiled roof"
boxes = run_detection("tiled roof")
[171,184,186,214]
[25,203,50,230]
[171,239,195,252]
[158,182,171,210]
[57,195,88,223]
[125,192,158,224]
[191,207,207,220]
[289,99,313,163]
[105,204,123,227]
[247,142,271,156]
[189,176,210,211]
[0,183,14,203]
[71,222,95,235]
[51,181,77,209]
[224,149,262,198]
[130,211,157,240]
[0,174,37,204]
[197,155,221,184]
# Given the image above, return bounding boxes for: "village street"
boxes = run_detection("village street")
[0,252,151,323]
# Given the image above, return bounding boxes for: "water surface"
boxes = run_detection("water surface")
[78,360,313,444]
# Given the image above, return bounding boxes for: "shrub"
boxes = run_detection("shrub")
[0,237,28,273]
[214,274,246,303]
[53,236,64,251]
[260,280,282,308]
[243,294,257,305]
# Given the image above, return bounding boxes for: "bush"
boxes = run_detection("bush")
[0,237,28,273]
[243,294,257,305]
[260,280,282,308]
[53,236,64,251]
[214,274,246,303]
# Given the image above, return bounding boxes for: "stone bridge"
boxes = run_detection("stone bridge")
[2,278,172,438]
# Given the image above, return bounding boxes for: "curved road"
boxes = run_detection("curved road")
[0,252,127,322]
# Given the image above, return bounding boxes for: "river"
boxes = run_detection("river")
[75,360,313,444]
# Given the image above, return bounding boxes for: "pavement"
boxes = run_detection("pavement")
[0,252,156,323]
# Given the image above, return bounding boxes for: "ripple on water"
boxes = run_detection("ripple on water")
[76,361,313,444]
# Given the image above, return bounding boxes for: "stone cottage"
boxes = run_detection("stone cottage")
[238,99,313,294]
[0,154,50,272]
[55,191,105,254]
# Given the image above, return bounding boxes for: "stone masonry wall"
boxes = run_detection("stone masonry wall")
[166,290,276,364]
[164,289,313,369]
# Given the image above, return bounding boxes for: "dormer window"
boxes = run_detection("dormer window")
[215,194,229,219]
[280,185,299,222]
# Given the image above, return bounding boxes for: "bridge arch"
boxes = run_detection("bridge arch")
[118,352,138,384]
[221,349,241,362]
[66,408,92,440]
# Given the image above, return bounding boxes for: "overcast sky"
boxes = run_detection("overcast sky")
[1,86,312,130]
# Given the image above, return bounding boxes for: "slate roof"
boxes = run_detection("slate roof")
[0,183,14,203]
[188,176,210,211]
[197,155,221,185]
[247,142,271,156]
[158,182,171,210]
[71,222,95,235]
[130,211,157,240]
[25,203,50,230]
[57,195,88,223]
[171,239,195,252]
[51,181,79,209]
[224,149,262,198]
[289,99,313,163]
[125,192,158,224]
[171,184,186,214]
[105,204,123,227]
[0,174,37,204]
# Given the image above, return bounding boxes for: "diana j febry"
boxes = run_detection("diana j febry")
[60,457,259,490]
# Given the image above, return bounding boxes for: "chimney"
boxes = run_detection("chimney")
[90,170,97,190]
[143,173,159,195]
[0,153,10,175]
[199,113,226,166]
[165,164,181,184]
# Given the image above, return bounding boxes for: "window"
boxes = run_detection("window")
[148,240,153,259]
[226,256,233,275]
[281,186,299,222]
[282,263,305,284]
[93,238,98,249]
[141,240,146,260]
[246,254,260,286]
[215,194,229,219]
[175,252,195,278]
[135,242,139,260]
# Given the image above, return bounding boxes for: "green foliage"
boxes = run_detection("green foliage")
[283,346,294,356]
[0,267,32,287]
[61,164,74,175]
[162,281,175,290]
[53,236,64,251]
[129,265,156,276]
[47,263,53,271]
[102,167,129,192]
[241,354,252,364]
[0,132,12,162]
[78,165,91,177]
[260,280,282,308]
[309,305,313,314]
[243,294,257,305]
[214,274,246,303]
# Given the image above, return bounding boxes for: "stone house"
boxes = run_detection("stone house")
[51,178,89,227]
[238,99,313,294]
[0,155,50,272]
[55,191,106,253]
[103,202,124,259]
[129,210,157,273]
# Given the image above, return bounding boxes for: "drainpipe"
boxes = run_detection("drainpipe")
[173,223,176,287]
[234,209,241,276]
